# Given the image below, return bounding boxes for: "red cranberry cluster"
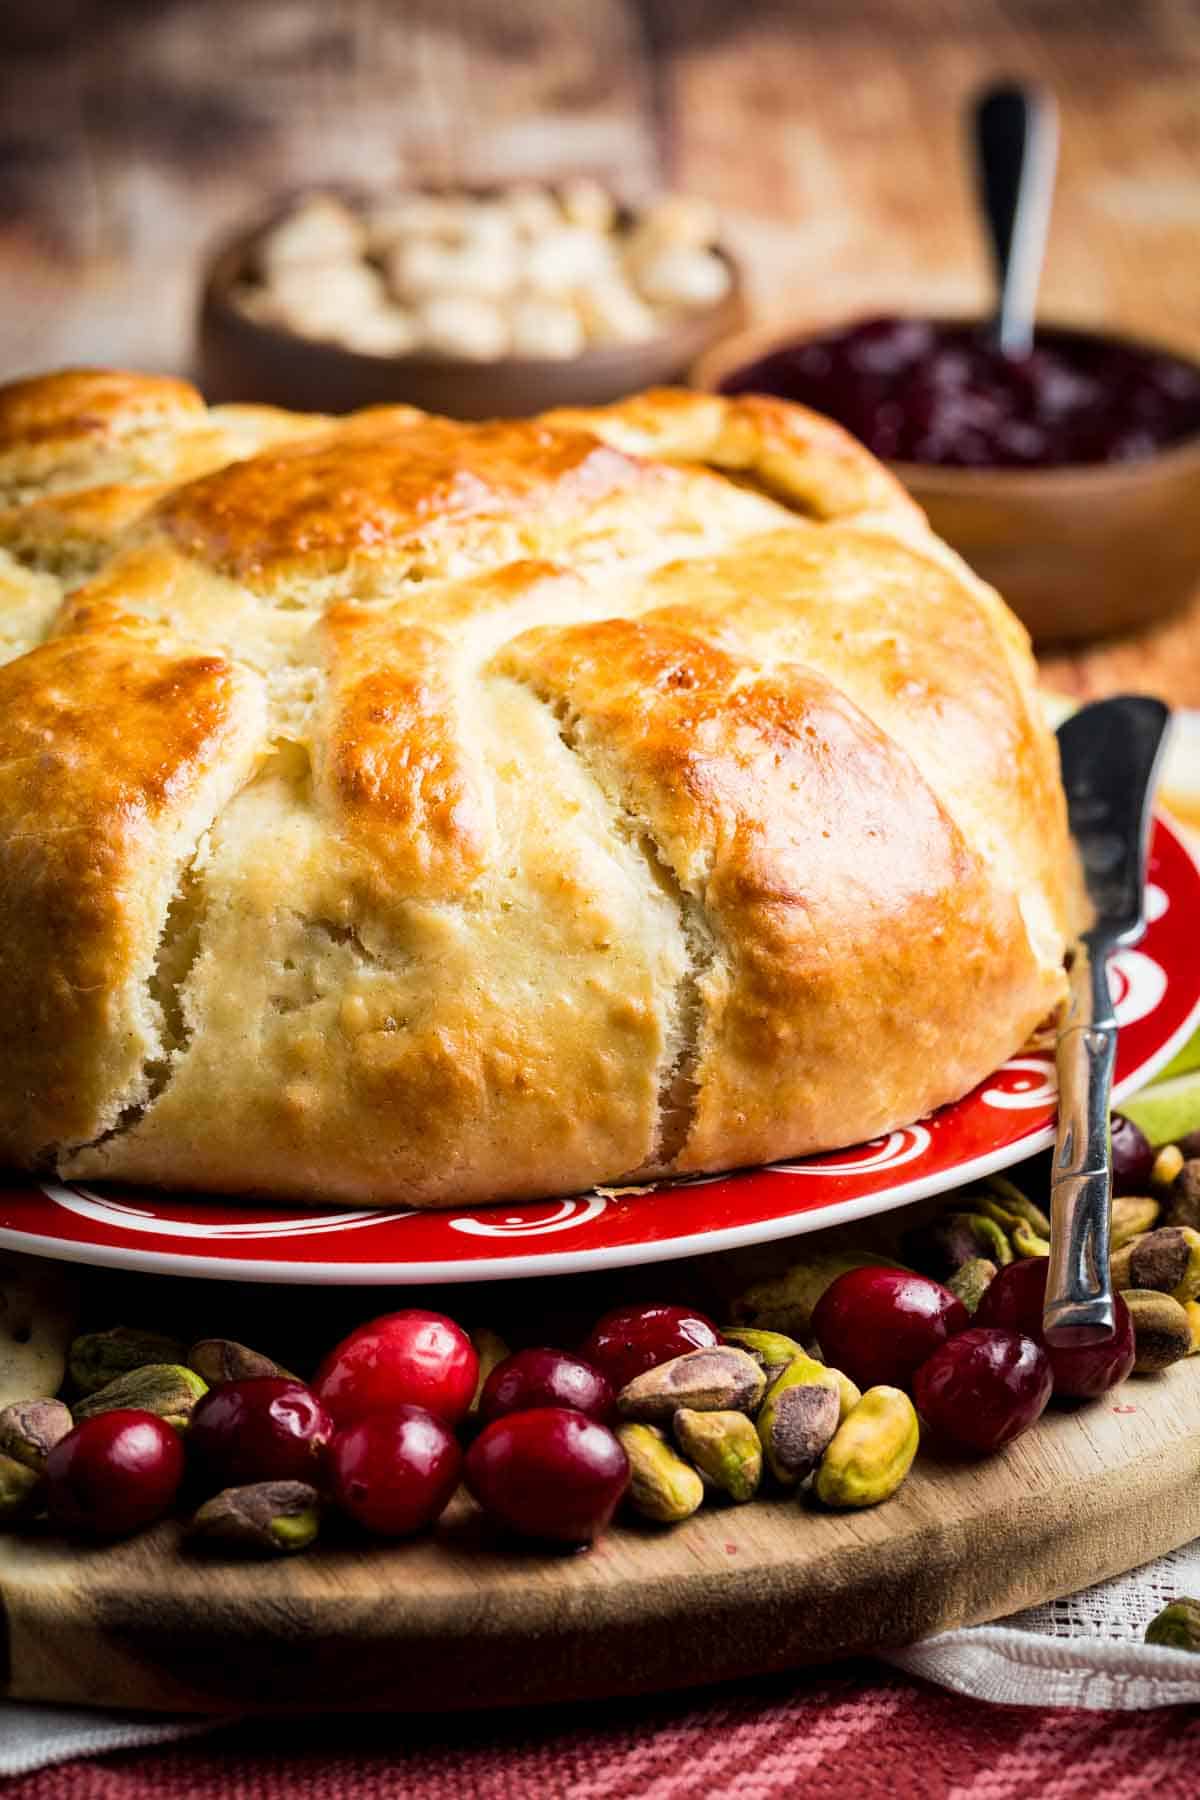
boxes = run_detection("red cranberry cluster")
[721,318,1200,469]
[466,1305,720,1544]
[42,1304,724,1548]
[811,1259,1134,1457]
[39,1146,1161,1549]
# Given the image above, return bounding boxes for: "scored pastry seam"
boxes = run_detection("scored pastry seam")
[506,671,719,1177]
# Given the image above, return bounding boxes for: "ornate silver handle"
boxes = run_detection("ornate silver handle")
[1045,938,1117,1346]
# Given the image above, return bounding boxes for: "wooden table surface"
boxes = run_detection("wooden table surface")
[2,0,1199,698]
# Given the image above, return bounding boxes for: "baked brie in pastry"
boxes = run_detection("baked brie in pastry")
[0,370,1078,1208]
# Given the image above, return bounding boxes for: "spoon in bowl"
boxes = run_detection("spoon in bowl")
[973,79,1059,358]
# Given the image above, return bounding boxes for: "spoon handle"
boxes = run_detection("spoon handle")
[973,81,1059,357]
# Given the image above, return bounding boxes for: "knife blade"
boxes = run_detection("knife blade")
[1045,695,1171,1347]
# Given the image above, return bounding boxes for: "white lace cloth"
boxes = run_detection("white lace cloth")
[886,1537,1200,1709]
[3,1544,1198,1774]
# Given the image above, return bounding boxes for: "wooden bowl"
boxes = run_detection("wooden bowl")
[693,319,1200,646]
[198,211,745,423]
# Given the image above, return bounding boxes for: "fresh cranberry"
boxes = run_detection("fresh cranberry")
[1110,1113,1155,1195]
[811,1266,968,1392]
[465,1407,629,1545]
[314,1310,477,1428]
[45,1411,184,1538]
[479,1348,614,1426]
[189,1378,332,1488]
[914,1329,1053,1453]
[974,1259,1136,1399]
[328,1405,462,1537]
[579,1305,721,1392]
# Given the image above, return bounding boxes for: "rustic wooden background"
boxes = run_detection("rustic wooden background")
[2,0,1199,696]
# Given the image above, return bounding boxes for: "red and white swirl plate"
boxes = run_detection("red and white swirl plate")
[3,815,1198,1287]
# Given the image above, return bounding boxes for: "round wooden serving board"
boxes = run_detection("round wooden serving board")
[3,1360,1197,1715]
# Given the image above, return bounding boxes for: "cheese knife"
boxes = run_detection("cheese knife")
[1045,695,1171,1346]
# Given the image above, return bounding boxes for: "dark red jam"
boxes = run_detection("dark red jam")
[720,318,1200,469]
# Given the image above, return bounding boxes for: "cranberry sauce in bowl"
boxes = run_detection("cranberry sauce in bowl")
[698,313,1200,642]
[718,316,1200,471]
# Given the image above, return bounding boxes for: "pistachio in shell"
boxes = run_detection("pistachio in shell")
[69,1326,187,1397]
[190,1481,322,1556]
[0,1398,73,1474]
[903,1213,1011,1281]
[1166,1161,1200,1231]
[73,1362,208,1432]
[961,1196,1048,1260]
[616,1346,765,1424]
[1144,1597,1200,1651]
[1186,1300,1200,1356]
[1112,1227,1200,1305]
[756,1356,841,1486]
[1009,1219,1050,1259]
[947,1257,997,1316]
[1111,1196,1161,1250]
[188,1339,291,1386]
[0,1451,42,1525]
[721,1326,806,1387]
[672,1407,762,1502]
[617,1422,705,1523]
[1123,1289,1193,1373]
[983,1177,1051,1238]
[1110,1237,1142,1290]
[813,1386,919,1510]
[1150,1226,1200,1305]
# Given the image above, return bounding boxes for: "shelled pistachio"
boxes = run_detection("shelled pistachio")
[673,1408,762,1502]
[618,1423,705,1523]
[813,1387,919,1510]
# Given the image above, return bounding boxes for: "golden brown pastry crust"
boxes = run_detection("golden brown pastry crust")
[0,367,1076,1207]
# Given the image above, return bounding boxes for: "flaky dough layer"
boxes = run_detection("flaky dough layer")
[0,370,1078,1208]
